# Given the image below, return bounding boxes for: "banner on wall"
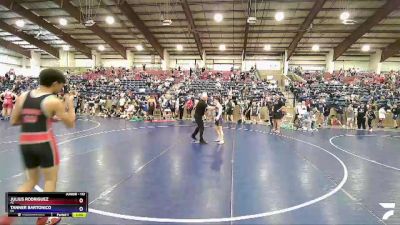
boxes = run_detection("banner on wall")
[213,64,233,71]
[0,66,41,77]
[175,60,196,70]
[301,65,325,71]
[245,61,281,71]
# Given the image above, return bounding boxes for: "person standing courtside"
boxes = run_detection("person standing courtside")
[357,103,367,130]
[272,95,285,134]
[0,69,76,225]
[213,97,224,144]
[191,92,208,144]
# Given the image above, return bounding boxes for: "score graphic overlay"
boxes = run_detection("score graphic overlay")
[6,192,88,218]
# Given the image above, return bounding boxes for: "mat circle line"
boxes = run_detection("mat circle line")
[330,134,400,171]
[33,124,348,223]
[0,119,100,145]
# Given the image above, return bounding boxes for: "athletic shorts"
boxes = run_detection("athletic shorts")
[20,134,59,169]
[3,102,13,109]
[273,112,284,119]
[148,108,154,116]
[215,117,223,126]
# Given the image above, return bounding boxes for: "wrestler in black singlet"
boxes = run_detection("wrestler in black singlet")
[20,92,59,169]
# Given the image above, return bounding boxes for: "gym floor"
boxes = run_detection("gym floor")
[0,117,399,225]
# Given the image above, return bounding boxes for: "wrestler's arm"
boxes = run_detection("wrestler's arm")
[42,95,76,128]
[10,92,28,126]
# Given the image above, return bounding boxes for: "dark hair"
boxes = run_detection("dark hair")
[39,69,66,87]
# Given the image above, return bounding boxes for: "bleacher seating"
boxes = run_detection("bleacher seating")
[291,70,400,109]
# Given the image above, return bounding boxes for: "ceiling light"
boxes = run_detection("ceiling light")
[136,44,143,51]
[59,18,67,26]
[15,19,25,28]
[35,30,42,38]
[98,45,105,51]
[105,16,115,25]
[162,19,172,26]
[361,44,370,52]
[247,16,257,24]
[219,44,226,51]
[214,13,223,23]
[84,19,95,27]
[342,19,357,25]
[264,44,271,51]
[62,45,70,51]
[340,11,350,21]
[176,44,183,51]
[312,44,320,51]
[275,12,284,22]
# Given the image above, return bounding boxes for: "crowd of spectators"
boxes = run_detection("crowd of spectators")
[2,66,399,131]
[290,68,400,131]
[1,67,283,124]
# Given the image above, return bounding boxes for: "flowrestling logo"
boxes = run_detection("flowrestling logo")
[380,203,395,220]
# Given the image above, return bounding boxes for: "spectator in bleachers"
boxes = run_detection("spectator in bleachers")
[291,68,399,130]
[1,67,285,127]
